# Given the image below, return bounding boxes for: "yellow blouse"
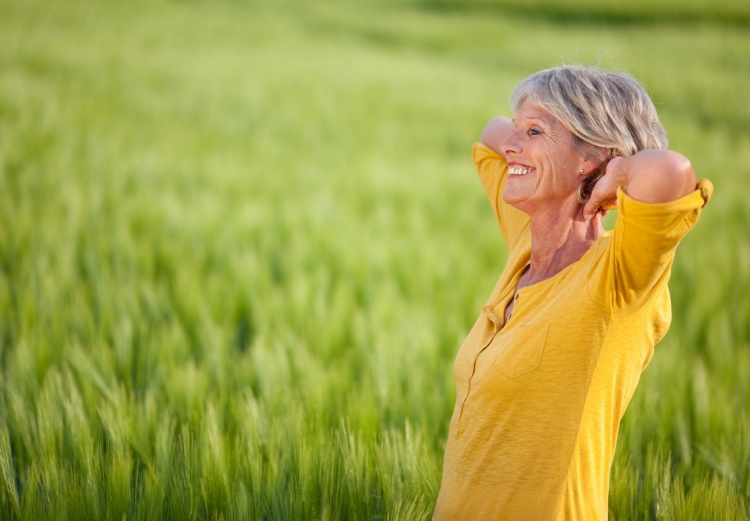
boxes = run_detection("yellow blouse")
[433,143,712,520]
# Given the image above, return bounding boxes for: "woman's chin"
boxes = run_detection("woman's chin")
[502,188,531,207]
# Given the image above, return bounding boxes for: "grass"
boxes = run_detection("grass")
[0,0,749,518]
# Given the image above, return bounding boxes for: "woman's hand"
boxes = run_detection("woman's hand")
[583,157,627,220]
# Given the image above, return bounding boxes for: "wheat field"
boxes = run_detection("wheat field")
[1,0,749,519]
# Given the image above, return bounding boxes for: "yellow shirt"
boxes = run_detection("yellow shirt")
[433,143,712,520]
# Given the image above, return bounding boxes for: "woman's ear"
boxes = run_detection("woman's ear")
[577,145,610,175]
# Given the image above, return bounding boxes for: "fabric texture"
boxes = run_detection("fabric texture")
[432,142,712,520]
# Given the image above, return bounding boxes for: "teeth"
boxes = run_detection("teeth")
[509,166,532,176]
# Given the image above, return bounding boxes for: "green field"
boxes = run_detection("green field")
[1,0,749,519]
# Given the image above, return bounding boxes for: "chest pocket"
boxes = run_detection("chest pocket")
[492,323,550,379]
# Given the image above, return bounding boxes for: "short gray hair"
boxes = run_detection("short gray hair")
[510,65,668,202]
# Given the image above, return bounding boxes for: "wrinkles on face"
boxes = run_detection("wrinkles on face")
[502,102,586,212]
[533,123,580,200]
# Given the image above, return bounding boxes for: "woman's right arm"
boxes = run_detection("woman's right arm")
[473,117,530,252]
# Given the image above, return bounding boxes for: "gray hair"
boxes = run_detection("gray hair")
[510,65,668,203]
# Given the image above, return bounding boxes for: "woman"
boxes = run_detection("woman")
[433,65,712,520]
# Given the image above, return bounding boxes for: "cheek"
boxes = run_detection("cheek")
[535,144,567,189]
[537,143,580,193]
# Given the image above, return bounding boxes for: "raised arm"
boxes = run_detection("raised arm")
[479,117,514,157]
[473,116,531,252]
[584,149,710,314]
[583,150,698,219]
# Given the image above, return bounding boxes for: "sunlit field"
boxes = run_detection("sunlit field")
[1,0,749,519]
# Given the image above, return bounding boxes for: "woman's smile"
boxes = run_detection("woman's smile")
[508,162,535,176]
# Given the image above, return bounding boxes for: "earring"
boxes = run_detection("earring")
[579,169,584,173]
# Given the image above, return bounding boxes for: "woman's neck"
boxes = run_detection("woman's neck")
[525,201,606,285]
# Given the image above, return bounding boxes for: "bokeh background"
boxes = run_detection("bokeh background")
[1,0,749,519]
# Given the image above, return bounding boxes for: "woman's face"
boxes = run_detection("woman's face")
[500,101,588,214]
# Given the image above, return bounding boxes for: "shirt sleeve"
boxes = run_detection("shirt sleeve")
[472,142,530,253]
[587,178,713,316]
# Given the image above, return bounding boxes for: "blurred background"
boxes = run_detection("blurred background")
[1,0,749,519]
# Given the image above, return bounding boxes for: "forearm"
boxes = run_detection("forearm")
[615,149,698,204]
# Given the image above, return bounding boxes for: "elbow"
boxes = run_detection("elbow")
[662,151,697,195]
[627,150,698,203]
[480,117,513,156]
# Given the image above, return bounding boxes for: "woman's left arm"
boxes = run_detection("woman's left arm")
[583,150,698,219]
[583,149,711,314]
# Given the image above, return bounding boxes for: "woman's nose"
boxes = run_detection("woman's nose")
[500,131,522,156]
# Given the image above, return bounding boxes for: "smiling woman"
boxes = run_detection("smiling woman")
[432,65,712,520]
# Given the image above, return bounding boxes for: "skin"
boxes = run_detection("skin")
[480,101,697,322]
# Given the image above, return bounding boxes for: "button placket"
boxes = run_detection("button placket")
[508,290,519,321]
[457,286,520,428]
[458,313,502,424]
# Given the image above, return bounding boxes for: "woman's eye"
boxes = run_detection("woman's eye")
[529,127,542,136]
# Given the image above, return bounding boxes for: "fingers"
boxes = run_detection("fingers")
[583,200,599,220]
[583,199,619,220]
